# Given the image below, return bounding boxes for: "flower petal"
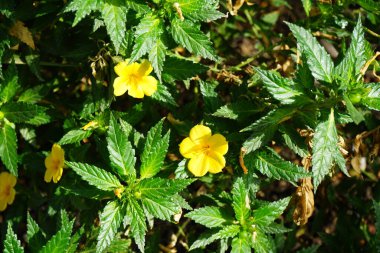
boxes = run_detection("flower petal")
[179,137,199,158]
[114,61,129,77]
[7,188,15,205]
[207,152,226,174]
[187,154,209,177]
[0,200,6,211]
[208,134,228,155]
[128,83,145,98]
[53,167,63,183]
[8,174,17,187]
[190,125,212,143]
[113,77,128,96]
[44,167,53,183]
[138,60,153,76]
[140,76,157,96]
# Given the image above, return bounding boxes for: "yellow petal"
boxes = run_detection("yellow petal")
[113,77,128,96]
[0,172,7,185]
[7,188,15,205]
[179,137,199,158]
[208,134,228,155]
[187,154,209,177]
[128,83,145,98]
[44,155,54,171]
[138,60,153,76]
[7,173,17,187]
[189,125,212,143]
[52,144,64,160]
[207,152,226,174]
[53,167,63,183]
[114,61,129,77]
[140,76,157,96]
[0,199,6,211]
[44,167,53,183]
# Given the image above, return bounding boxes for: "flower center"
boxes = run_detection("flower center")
[200,144,211,154]
[3,185,11,196]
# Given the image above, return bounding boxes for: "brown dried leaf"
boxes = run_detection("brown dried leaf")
[9,21,35,50]
[293,177,314,226]
[227,0,246,16]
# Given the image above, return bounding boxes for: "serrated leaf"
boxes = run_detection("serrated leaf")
[301,0,312,16]
[244,148,310,184]
[65,0,102,26]
[66,161,122,191]
[335,18,366,83]
[107,113,136,176]
[200,80,222,113]
[4,223,24,253]
[170,19,218,61]
[232,178,250,224]
[18,85,47,103]
[125,0,150,13]
[168,0,224,22]
[213,101,260,121]
[312,109,348,191]
[58,129,92,145]
[140,120,170,179]
[280,126,309,157]
[0,122,18,176]
[96,201,124,253]
[148,37,166,81]
[252,231,275,253]
[162,56,207,81]
[287,22,334,83]
[127,198,147,252]
[101,0,128,53]
[257,223,292,234]
[39,218,74,253]
[361,83,380,111]
[1,63,20,103]
[1,102,47,123]
[255,67,302,104]
[231,232,251,253]
[253,197,290,226]
[189,225,240,250]
[130,14,164,63]
[141,196,180,221]
[343,94,364,124]
[151,82,177,108]
[186,206,231,228]
[27,213,45,252]
[138,178,193,199]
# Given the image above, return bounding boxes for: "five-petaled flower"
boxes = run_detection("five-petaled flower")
[113,59,158,98]
[44,144,65,183]
[0,172,17,211]
[179,125,228,177]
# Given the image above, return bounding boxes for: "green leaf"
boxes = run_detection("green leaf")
[58,129,92,145]
[130,14,164,64]
[168,0,224,22]
[66,161,122,191]
[39,217,74,253]
[0,122,18,176]
[335,18,366,83]
[107,113,136,176]
[252,231,275,253]
[257,223,292,234]
[244,148,310,183]
[101,0,128,53]
[343,94,364,124]
[213,101,260,121]
[231,232,251,253]
[162,56,207,81]
[18,85,47,103]
[254,68,302,104]
[141,195,180,221]
[125,0,150,13]
[287,22,334,83]
[253,197,290,226]
[138,178,194,199]
[4,223,24,253]
[65,0,102,26]
[280,126,309,157]
[96,201,124,253]
[0,63,20,103]
[170,19,218,61]
[357,0,380,14]
[149,37,166,81]
[373,200,380,251]
[301,0,312,16]
[200,80,222,113]
[27,213,45,252]
[127,198,147,252]
[186,206,231,228]
[312,109,348,190]
[232,178,250,224]
[140,120,170,179]
[151,82,177,108]
[189,225,240,250]
[242,107,296,153]
[1,102,47,124]
[361,83,380,111]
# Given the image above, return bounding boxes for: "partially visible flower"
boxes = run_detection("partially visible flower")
[179,125,228,177]
[113,60,157,98]
[114,187,124,199]
[44,144,65,183]
[0,172,17,211]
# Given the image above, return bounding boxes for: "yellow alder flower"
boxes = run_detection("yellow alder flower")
[179,125,229,177]
[113,60,158,98]
[44,144,65,183]
[0,172,17,211]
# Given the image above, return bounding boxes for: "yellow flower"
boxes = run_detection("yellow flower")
[0,172,17,211]
[44,144,65,183]
[179,125,228,177]
[113,60,158,98]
